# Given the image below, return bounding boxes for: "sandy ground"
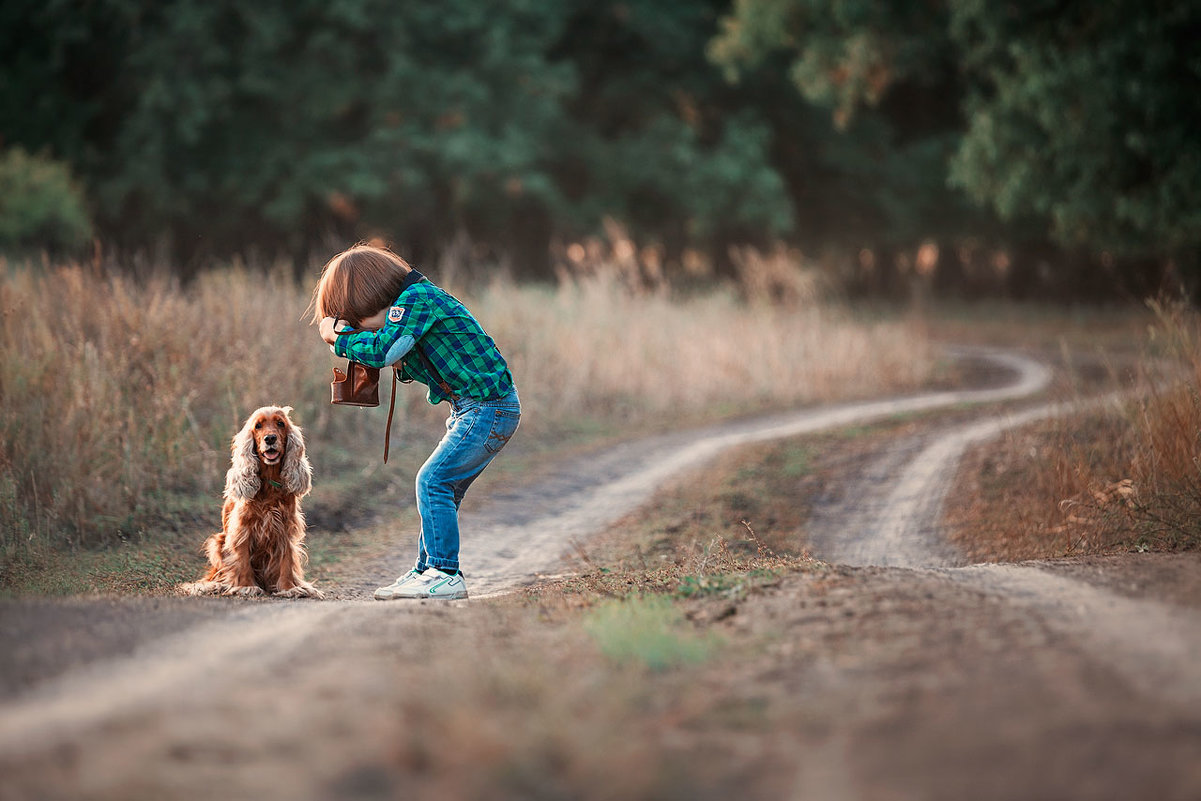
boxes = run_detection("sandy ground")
[2,347,1199,800]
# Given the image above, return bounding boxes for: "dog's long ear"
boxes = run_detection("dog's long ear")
[281,412,312,497]
[225,416,261,501]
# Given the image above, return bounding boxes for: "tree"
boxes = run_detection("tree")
[0,147,93,255]
[551,0,794,261]
[948,0,1201,264]
[708,0,992,280]
[711,0,1201,295]
[0,0,796,274]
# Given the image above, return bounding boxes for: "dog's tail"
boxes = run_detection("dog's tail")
[201,531,225,576]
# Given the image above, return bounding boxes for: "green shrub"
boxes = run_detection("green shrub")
[0,147,92,255]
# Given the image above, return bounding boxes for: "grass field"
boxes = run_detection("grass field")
[944,300,1201,558]
[0,255,934,596]
[3,249,1196,598]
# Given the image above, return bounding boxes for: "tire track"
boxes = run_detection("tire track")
[0,346,1054,758]
[952,563,1201,709]
[803,381,1201,714]
[0,603,343,758]
[461,346,1052,595]
[810,398,1117,568]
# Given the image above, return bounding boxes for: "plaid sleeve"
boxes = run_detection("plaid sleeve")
[333,291,439,368]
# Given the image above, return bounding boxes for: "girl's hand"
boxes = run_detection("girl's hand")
[319,316,343,346]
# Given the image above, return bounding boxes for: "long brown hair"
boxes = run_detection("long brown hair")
[309,244,412,325]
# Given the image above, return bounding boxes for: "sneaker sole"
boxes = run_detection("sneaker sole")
[373,571,424,600]
[395,591,469,600]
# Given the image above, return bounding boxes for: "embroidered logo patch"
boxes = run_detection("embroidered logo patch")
[388,306,406,323]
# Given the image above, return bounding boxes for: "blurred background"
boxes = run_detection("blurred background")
[2,0,1197,299]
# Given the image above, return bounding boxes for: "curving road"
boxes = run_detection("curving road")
[2,346,1199,800]
[0,347,1050,750]
[461,346,1052,595]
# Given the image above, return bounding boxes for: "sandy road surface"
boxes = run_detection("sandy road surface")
[460,347,1050,596]
[2,347,1200,800]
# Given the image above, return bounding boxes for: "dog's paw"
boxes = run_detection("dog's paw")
[275,582,325,600]
[179,581,221,596]
[225,585,265,598]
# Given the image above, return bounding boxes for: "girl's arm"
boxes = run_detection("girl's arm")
[319,309,385,345]
[326,297,438,369]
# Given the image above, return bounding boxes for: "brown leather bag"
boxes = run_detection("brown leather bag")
[331,360,401,463]
[330,309,457,464]
[331,361,380,407]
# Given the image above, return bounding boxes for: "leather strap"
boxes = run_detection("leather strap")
[383,368,398,464]
[392,270,461,401]
[410,345,458,401]
[334,268,461,464]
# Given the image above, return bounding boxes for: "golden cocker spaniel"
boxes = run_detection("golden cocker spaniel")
[181,406,323,599]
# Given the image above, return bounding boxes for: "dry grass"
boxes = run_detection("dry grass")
[0,264,355,551]
[0,254,931,592]
[478,266,931,427]
[946,415,1136,561]
[946,300,1201,559]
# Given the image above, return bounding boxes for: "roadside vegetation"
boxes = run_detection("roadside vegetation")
[0,249,933,596]
[945,300,1201,560]
[4,244,1196,599]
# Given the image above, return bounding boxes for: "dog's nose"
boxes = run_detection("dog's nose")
[264,434,278,446]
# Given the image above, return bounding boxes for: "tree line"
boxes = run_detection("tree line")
[2,0,1198,297]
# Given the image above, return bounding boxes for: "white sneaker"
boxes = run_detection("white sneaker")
[373,567,423,601]
[395,567,469,600]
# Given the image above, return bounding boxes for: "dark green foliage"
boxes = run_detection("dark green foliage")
[0,0,792,273]
[712,0,1201,291]
[0,147,93,254]
[709,0,995,269]
[948,0,1201,258]
[2,0,1198,291]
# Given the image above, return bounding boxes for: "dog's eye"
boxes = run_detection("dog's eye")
[254,422,262,430]
[276,421,285,429]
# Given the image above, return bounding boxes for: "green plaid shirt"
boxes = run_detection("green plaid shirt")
[333,271,514,405]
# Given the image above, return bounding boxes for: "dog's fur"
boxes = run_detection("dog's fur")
[180,406,322,599]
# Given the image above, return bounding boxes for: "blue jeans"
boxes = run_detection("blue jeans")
[415,389,520,573]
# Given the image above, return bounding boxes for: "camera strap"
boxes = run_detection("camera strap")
[383,348,454,464]
[383,372,397,464]
[395,269,461,401]
[335,268,460,464]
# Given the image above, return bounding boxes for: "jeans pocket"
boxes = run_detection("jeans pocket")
[484,408,520,454]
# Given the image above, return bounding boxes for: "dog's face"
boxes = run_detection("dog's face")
[247,407,292,466]
[226,405,311,501]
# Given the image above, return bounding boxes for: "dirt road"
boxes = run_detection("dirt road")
[2,347,1199,800]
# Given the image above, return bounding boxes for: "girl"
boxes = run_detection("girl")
[312,244,519,600]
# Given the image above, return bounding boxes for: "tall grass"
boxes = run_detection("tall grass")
[947,299,1201,559]
[0,256,932,556]
[0,265,331,548]
[1099,300,1201,549]
[479,269,931,423]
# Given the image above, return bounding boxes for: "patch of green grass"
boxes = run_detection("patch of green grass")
[735,442,812,483]
[87,542,201,594]
[674,568,783,601]
[583,594,721,671]
[0,533,202,598]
